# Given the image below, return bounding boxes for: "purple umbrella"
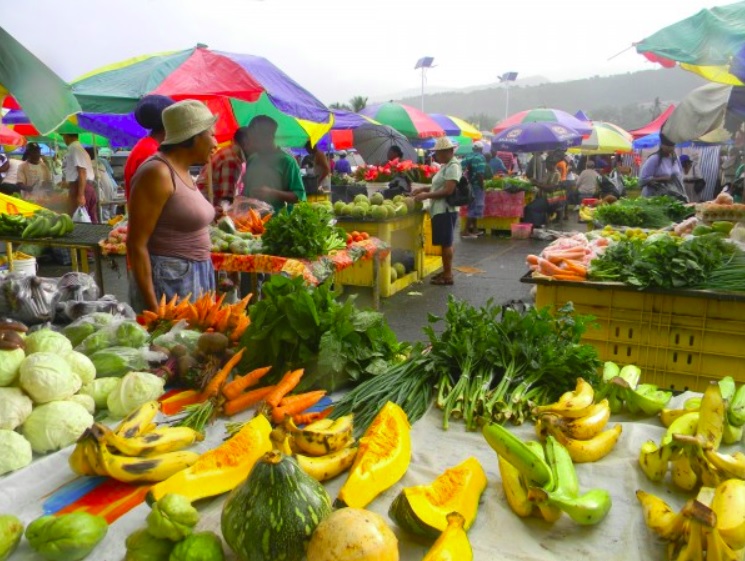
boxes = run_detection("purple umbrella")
[491,122,583,153]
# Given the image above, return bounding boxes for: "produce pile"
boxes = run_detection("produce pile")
[261,203,346,259]
[696,192,745,222]
[483,176,533,192]
[526,232,608,281]
[0,209,74,239]
[593,196,693,228]
[99,223,127,256]
[332,193,420,220]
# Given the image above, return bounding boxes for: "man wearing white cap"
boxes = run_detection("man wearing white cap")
[460,141,490,238]
[335,150,352,175]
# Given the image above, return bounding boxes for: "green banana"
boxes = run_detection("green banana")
[528,487,612,526]
[728,384,745,428]
[62,213,74,234]
[719,377,736,402]
[661,411,699,447]
[602,361,620,382]
[618,365,641,388]
[639,440,672,482]
[722,422,744,445]
[482,424,552,487]
[622,384,672,416]
[545,435,579,499]
[607,386,624,414]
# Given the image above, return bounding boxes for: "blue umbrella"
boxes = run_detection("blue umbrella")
[491,122,583,153]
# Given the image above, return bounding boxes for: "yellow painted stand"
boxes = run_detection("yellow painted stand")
[307,192,330,203]
[461,216,520,234]
[335,214,424,297]
[421,214,443,278]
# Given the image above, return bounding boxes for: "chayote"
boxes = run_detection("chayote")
[146,494,199,542]
[25,512,107,561]
[169,532,225,561]
[0,514,24,561]
[125,528,175,561]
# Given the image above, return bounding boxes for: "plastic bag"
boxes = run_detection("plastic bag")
[62,312,117,347]
[57,298,136,324]
[53,272,100,304]
[152,320,202,353]
[89,346,167,378]
[226,196,273,221]
[0,273,58,325]
[75,318,150,356]
[72,206,92,223]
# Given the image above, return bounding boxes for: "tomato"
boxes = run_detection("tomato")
[346,234,353,245]
[362,232,370,240]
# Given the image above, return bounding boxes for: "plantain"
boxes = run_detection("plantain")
[524,440,562,523]
[294,444,358,482]
[636,490,689,542]
[697,382,725,450]
[528,487,612,526]
[68,438,96,476]
[497,455,534,518]
[92,423,203,457]
[532,378,595,418]
[114,401,160,439]
[539,400,611,441]
[285,414,354,456]
[96,443,199,483]
[482,423,552,487]
[639,440,673,482]
[543,419,622,463]
[712,479,745,551]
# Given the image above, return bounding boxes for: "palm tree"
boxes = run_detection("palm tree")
[349,96,368,112]
[330,102,351,110]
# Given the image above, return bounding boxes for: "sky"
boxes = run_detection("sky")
[1,0,723,106]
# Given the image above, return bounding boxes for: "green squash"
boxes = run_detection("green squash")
[221,450,332,561]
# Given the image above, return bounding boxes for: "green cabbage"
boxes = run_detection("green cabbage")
[25,329,73,355]
[19,352,81,404]
[0,387,33,430]
[0,348,25,387]
[63,351,96,385]
[169,532,224,561]
[0,430,32,475]
[66,394,95,415]
[146,494,198,541]
[107,372,165,419]
[21,401,93,453]
[25,512,107,561]
[79,378,119,410]
[89,347,149,378]
[76,320,149,356]
[62,313,115,347]
[124,528,174,561]
[0,514,24,561]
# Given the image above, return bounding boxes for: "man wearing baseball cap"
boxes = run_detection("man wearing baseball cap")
[460,141,491,238]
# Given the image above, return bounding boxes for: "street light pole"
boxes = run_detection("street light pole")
[498,71,518,120]
[414,57,435,112]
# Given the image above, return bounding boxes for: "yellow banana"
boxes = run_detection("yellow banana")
[671,453,699,491]
[703,449,745,480]
[97,442,199,483]
[706,528,743,561]
[712,479,745,550]
[675,521,705,561]
[533,378,595,418]
[660,408,695,428]
[639,440,672,482]
[497,455,534,518]
[295,445,358,482]
[422,512,473,561]
[68,438,95,476]
[635,490,688,542]
[304,418,335,431]
[93,423,203,457]
[286,414,354,456]
[662,411,700,447]
[114,401,160,439]
[82,436,108,476]
[697,382,725,450]
[542,399,611,441]
[544,420,622,463]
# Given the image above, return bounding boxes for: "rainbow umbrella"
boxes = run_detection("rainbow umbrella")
[635,2,745,85]
[360,103,445,139]
[492,122,582,153]
[5,109,124,147]
[569,122,633,154]
[428,114,482,140]
[493,108,592,135]
[71,45,332,146]
[0,124,26,147]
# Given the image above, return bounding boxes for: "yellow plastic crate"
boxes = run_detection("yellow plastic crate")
[307,193,330,203]
[531,279,745,392]
[422,214,441,256]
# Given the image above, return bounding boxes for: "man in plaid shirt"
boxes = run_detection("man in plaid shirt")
[197,127,250,205]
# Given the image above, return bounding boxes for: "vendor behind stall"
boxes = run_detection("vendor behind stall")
[242,115,305,212]
[61,133,99,223]
[17,143,53,194]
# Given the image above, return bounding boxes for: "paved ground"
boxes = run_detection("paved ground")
[36,218,580,342]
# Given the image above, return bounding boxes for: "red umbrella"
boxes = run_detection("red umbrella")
[0,124,26,147]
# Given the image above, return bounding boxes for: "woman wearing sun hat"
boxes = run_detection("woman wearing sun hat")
[127,100,219,313]
[412,136,461,286]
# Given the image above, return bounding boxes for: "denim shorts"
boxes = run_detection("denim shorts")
[467,184,485,218]
[128,255,215,313]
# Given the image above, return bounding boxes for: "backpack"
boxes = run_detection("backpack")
[446,174,474,207]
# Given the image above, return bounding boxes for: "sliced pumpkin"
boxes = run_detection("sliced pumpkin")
[147,414,272,504]
[335,401,411,509]
[422,512,473,561]
[389,457,487,538]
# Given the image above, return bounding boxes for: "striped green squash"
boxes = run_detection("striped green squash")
[221,450,332,561]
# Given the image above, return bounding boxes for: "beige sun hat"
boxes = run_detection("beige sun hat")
[432,136,458,151]
[160,100,218,146]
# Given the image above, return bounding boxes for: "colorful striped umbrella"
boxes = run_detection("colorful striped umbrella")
[0,124,26,147]
[491,122,583,153]
[635,2,745,85]
[569,122,633,154]
[71,45,332,146]
[428,114,482,139]
[493,108,592,135]
[360,103,445,139]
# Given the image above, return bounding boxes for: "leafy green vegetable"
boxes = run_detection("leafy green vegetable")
[239,276,402,391]
[593,196,693,228]
[261,203,346,259]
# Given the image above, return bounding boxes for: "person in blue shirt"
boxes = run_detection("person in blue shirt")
[334,151,352,175]
[486,151,508,175]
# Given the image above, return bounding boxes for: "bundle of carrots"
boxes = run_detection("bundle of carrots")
[139,292,252,342]
[526,246,589,282]
[232,208,271,235]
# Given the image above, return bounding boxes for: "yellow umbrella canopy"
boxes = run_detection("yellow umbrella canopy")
[569,121,633,155]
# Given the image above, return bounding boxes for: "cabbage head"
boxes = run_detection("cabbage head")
[25,329,73,355]
[0,429,32,475]
[0,387,33,430]
[0,348,25,387]
[19,353,81,404]
[66,394,95,415]
[62,351,96,385]
[21,401,93,453]
[79,378,119,410]
[107,372,165,419]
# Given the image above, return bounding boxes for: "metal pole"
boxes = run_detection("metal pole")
[421,68,425,111]
[505,83,510,120]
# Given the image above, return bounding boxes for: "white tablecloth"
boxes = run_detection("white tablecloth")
[0,393,714,561]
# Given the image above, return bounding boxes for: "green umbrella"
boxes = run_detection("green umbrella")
[0,26,81,135]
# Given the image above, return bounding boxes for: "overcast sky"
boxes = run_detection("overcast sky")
[2,0,720,105]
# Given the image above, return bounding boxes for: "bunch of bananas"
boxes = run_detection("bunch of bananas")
[638,480,745,561]
[0,213,29,236]
[598,361,673,415]
[578,205,596,223]
[269,415,358,482]
[69,401,203,483]
[483,423,612,525]
[598,225,650,242]
[532,378,623,463]
[639,382,745,490]
[21,210,74,239]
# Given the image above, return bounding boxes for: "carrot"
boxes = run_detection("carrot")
[222,366,273,401]
[563,260,588,276]
[200,347,246,399]
[265,369,305,408]
[537,258,565,276]
[158,294,167,317]
[271,392,326,423]
[544,251,585,264]
[292,407,333,426]
[223,385,275,417]
[279,390,326,408]
[160,390,203,416]
[526,255,540,265]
